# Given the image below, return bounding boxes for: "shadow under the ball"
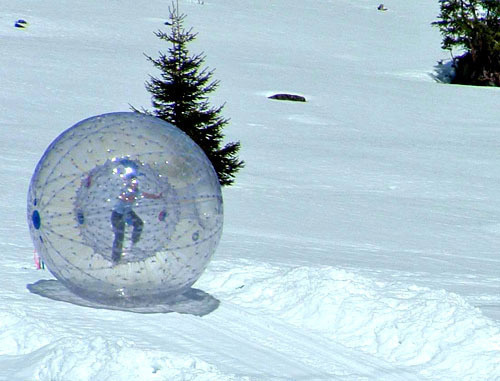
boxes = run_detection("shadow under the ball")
[27,280,220,316]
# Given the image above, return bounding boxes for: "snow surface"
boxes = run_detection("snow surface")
[1,0,500,379]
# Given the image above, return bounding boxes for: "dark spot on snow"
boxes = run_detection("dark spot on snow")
[268,93,307,102]
[14,19,28,28]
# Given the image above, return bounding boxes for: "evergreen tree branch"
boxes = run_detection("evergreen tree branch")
[131,1,244,185]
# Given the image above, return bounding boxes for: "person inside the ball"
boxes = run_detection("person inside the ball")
[111,173,162,264]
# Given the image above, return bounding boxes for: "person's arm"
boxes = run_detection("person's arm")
[142,192,162,200]
[82,174,92,188]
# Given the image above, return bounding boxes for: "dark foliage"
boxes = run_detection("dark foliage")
[433,0,500,86]
[135,4,244,186]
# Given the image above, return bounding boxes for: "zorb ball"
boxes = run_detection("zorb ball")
[27,112,223,306]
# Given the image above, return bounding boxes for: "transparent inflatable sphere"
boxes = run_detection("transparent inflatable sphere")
[27,112,223,306]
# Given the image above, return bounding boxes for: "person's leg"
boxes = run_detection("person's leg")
[111,211,125,263]
[129,210,144,244]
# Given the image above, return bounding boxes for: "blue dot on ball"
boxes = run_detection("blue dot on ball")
[32,210,41,230]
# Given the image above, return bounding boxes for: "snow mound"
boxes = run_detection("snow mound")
[0,307,233,380]
[0,307,54,355]
[6,336,245,381]
[200,260,500,380]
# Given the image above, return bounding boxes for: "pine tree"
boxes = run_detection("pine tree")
[433,0,500,86]
[137,4,244,186]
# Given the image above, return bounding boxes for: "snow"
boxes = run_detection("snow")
[1,0,500,380]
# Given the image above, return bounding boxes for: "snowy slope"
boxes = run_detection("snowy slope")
[1,0,500,380]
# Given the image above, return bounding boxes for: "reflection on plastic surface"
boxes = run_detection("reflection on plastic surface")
[27,112,223,306]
